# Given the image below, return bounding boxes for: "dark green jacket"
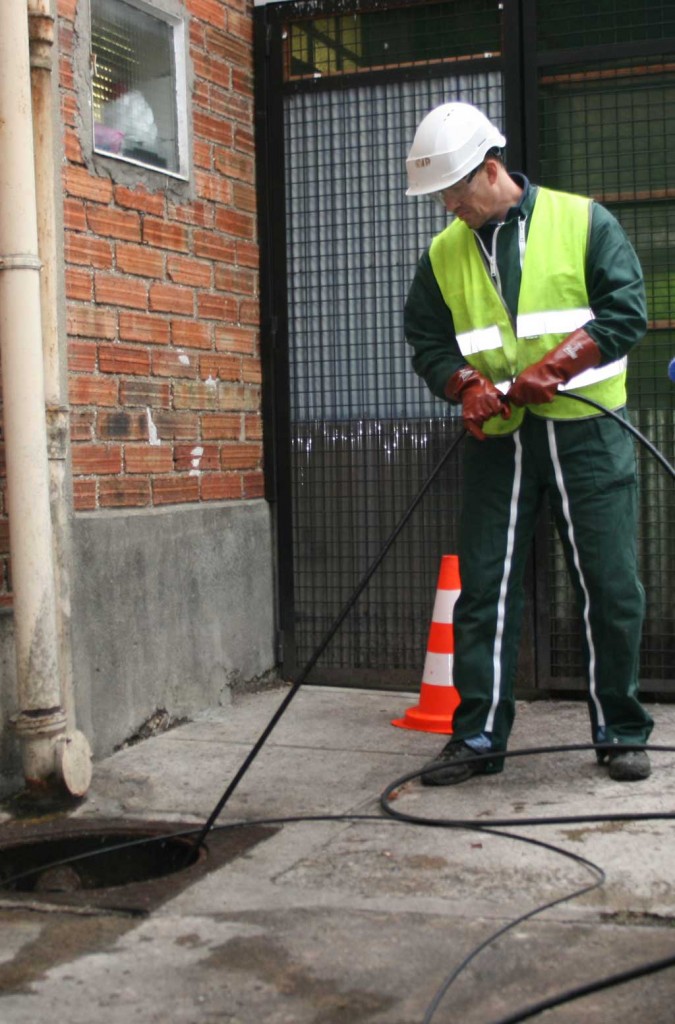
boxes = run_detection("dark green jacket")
[404,177,647,401]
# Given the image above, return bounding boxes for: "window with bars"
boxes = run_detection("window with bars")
[285,0,502,81]
[90,0,187,177]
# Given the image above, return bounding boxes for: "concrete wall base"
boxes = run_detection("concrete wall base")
[69,498,276,758]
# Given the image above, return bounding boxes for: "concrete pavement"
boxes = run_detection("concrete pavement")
[0,683,674,1023]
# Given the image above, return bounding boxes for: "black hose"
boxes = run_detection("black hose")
[186,426,467,856]
[561,391,675,479]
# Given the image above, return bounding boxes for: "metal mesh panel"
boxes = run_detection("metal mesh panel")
[284,73,504,676]
[538,54,675,684]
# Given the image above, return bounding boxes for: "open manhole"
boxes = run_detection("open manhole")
[0,819,277,913]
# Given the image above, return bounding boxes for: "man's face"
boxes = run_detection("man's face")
[439,162,499,228]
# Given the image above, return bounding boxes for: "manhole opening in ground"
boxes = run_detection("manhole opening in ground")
[0,831,200,894]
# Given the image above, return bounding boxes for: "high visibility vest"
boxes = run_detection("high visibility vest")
[429,187,627,436]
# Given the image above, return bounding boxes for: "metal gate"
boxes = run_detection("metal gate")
[254,0,675,695]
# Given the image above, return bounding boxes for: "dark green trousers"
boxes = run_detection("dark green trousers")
[452,409,653,753]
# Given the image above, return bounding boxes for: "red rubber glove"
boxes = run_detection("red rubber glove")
[445,366,511,441]
[507,328,601,407]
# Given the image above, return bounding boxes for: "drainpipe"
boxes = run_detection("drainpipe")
[0,0,91,797]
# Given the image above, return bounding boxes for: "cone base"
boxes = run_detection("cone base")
[391,706,454,735]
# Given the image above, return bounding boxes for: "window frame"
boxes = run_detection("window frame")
[89,0,190,181]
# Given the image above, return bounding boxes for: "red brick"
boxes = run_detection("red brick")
[64,129,84,165]
[58,0,77,20]
[69,376,118,407]
[151,349,198,378]
[192,51,231,89]
[73,479,97,511]
[167,255,212,288]
[98,411,148,441]
[87,207,141,242]
[66,267,93,301]
[214,207,255,240]
[215,325,256,355]
[228,9,254,43]
[168,201,213,227]
[142,219,189,252]
[200,354,240,381]
[64,166,113,204]
[95,274,149,309]
[193,139,212,170]
[239,298,259,325]
[172,320,212,350]
[68,340,97,374]
[234,123,255,152]
[152,476,200,505]
[197,293,238,321]
[98,343,151,376]
[174,443,220,472]
[59,55,74,92]
[72,444,123,475]
[232,181,256,213]
[114,185,165,217]
[151,411,200,440]
[241,357,262,385]
[193,110,233,147]
[59,24,75,56]
[99,478,152,508]
[214,149,254,185]
[187,0,227,29]
[219,383,259,411]
[70,410,95,442]
[244,414,262,440]
[67,306,116,339]
[120,380,172,408]
[63,198,87,232]
[214,265,256,295]
[189,19,206,48]
[201,413,242,441]
[233,68,254,99]
[195,171,232,205]
[193,229,236,263]
[206,27,249,66]
[119,312,170,345]
[125,444,174,474]
[116,243,165,278]
[243,471,265,499]
[173,380,220,410]
[220,443,262,470]
[236,240,259,270]
[65,233,113,269]
[62,92,78,128]
[0,521,9,556]
[149,282,194,316]
[200,474,242,500]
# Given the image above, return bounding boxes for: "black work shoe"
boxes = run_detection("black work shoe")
[420,740,503,787]
[606,749,651,782]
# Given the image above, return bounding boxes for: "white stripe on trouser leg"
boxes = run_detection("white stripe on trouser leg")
[485,432,523,734]
[546,421,605,728]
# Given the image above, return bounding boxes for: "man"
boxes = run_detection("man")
[404,101,653,784]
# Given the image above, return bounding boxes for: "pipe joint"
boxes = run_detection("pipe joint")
[11,710,92,797]
[28,13,55,71]
[0,253,43,272]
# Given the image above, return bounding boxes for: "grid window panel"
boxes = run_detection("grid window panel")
[284,74,504,672]
[538,58,675,684]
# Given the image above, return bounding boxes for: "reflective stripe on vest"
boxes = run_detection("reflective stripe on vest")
[429,187,627,433]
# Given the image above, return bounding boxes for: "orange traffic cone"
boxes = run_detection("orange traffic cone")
[391,554,461,734]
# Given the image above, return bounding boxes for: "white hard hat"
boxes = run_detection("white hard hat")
[405,102,506,196]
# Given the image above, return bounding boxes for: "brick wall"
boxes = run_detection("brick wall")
[59,0,262,522]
